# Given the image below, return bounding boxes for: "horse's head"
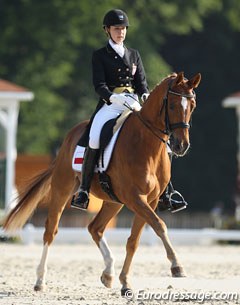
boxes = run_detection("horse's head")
[165,72,201,156]
[141,72,201,156]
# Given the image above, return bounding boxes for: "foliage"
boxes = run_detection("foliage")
[1,0,240,211]
[0,0,222,153]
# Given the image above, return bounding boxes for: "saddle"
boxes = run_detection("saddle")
[72,109,132,172]
[72,109,132,202]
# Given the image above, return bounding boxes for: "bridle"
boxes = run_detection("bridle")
[136,79,196,143]
[164,88,196,134]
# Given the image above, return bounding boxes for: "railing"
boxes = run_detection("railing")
[1,225,240,245]
[28,208,216,229]
[0,157,6,209]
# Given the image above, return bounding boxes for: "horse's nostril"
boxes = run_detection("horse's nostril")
[180,142,185,150]
[172,139,189,156]
[176,140,182,149]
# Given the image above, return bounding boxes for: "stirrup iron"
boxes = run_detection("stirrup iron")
[71,190,89,210]
[169,190,188,213]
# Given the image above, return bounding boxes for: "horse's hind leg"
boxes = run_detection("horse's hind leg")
[34,197,71,291]
[119,215,146,297]
[34,174,77,291]
[34,243,49,291]
[34,198,70,291]
[88,200,123,288]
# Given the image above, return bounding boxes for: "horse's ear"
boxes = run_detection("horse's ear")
[187,73,201,89]
[175,72,184,85]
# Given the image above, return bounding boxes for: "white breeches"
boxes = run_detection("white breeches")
[89,101,141,149]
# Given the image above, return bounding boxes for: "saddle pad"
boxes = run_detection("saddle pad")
[72,127,121,173]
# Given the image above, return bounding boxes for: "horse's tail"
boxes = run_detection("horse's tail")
[2,161,55,233]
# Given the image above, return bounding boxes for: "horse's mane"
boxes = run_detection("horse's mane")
[162,72,178,81]
[151,72,177,92]
[147,73,177,99]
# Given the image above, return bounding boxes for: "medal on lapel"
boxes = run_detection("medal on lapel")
[132,63,137,75]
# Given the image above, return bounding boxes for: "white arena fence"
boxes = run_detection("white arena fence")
[1,224,240,246]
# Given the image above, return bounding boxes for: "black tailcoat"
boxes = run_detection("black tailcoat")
[92,43,149,108]
[78,43,149,146]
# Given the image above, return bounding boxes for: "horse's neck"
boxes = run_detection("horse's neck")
[128,79,170,168]
[129,114,168,174]
[140,79,168,125]
[128,111,166,163]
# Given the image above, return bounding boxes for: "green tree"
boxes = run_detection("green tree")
[1,0,240,211]
[0,0,221,154]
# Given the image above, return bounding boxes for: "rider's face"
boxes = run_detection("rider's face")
[109,26,127,44]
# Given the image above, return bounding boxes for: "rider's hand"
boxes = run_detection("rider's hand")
[109,93,126,106]
[110,93,141,110]
[141,93,150,103]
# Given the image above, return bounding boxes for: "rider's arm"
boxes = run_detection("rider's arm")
[132,50,149,97]
[92,50,112,104]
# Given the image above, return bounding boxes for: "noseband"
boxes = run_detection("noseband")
[136,79,196,143]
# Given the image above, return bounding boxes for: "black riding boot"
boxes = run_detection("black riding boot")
[158,181,188,213]
[71,146,99,210]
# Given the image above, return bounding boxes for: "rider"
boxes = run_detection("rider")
[71,9,187,213]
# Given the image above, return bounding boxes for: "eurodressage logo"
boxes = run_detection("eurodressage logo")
[124,289,239,303]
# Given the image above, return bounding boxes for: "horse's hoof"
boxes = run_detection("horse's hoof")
[34,279,46,292]
[121,288,134,300]
[171,266,186,277]
[100,272,114,288]
[34,284,45,292]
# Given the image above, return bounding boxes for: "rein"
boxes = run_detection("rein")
[135,111,168,143]
[136,79,196,142]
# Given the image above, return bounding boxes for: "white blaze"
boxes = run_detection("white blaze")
[181,97,188,112]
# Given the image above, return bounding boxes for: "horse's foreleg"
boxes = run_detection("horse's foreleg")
[88,201,123,288]
[119,215,145,297]
[132,196,186,278]
[162,236,186,276]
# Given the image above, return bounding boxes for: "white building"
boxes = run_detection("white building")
[222,92,240,221]
[0,79,34,210]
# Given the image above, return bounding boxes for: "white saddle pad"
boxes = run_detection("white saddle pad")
[72,109,133,173]
[72,127,121,173]
[72,109,134,173]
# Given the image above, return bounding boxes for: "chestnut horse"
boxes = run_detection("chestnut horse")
[3,72,201,296]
